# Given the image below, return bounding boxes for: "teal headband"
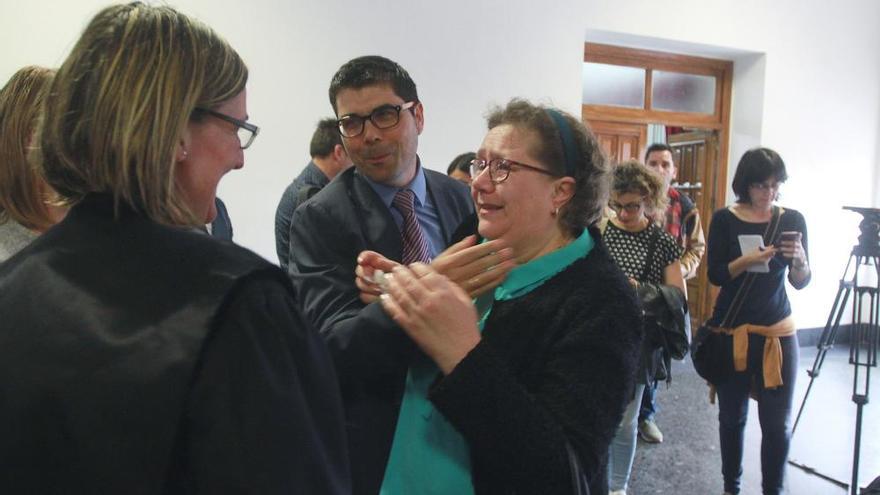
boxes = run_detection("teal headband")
[545,108,577,177]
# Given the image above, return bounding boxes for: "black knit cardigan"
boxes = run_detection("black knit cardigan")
[429,232,643,495]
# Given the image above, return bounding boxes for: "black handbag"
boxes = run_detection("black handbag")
[691,320,736,384]
[692,206,782,384]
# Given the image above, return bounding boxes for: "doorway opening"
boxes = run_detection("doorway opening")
[582,42,733,323]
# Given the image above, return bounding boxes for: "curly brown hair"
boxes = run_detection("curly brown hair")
[611,159,668,221]
[485,99,609,237]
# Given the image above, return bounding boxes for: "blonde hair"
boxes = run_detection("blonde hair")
[611,159,668,222]
[37,2,247,226]
[0,66,55,231]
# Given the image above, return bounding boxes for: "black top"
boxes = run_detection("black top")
[707,206,810,327]
[0,196,350,494]
[183,278,350,494]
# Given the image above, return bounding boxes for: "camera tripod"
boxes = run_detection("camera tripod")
[790,207,879,495]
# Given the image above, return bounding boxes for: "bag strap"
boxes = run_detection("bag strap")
[565,441,590,495]
[639,225,661,282]
[719,206,781,328]
[763,205,783,247]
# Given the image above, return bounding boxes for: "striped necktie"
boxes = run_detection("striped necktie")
[392,189,432,264]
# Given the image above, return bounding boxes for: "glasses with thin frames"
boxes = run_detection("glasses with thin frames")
[336,101,416,138]
[750,180,780,192]
[195,108,260,149]
[608,200,644,214]
[469,158,558,184]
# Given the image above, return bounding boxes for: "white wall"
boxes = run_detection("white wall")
[3,0,879,329]
[583,0,880,328]
[0,0,590,259]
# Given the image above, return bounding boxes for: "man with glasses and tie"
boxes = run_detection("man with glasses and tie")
[287,55,474,495]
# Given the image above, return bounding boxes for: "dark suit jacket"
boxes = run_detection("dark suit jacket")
[288,165,473,495]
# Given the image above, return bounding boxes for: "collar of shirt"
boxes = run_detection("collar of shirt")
[495,228,594,301]
[302,160,330,187]
[358,157,428,209]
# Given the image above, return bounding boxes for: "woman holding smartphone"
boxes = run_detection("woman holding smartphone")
[705,147,810,495]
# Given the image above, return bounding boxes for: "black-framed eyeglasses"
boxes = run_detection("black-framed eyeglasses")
[608,199,644,214]
[336,101,416,138]
[469,158,558,184]
[749,180,780,192]
[194,108,260,149]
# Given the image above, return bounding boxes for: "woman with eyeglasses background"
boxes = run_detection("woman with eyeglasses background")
[602,159,687,495]
[0,3,349,493]
[361,99,642,494]
[705,148,809,495]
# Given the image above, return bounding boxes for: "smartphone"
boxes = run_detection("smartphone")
[779,231,799,243]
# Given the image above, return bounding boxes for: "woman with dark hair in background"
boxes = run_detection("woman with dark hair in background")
[0,3,349,493]
[446,151,475,184]
[602,160,687,495]
[365,99,642,494]
[706,147,809,495]
[0,66,65,261]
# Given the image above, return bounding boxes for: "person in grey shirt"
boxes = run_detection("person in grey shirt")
[274,118,352,270]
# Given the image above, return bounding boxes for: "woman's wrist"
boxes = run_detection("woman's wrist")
[791,257,807,270]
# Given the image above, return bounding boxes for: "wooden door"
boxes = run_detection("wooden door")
[587,120,646,164]
[668,130,719,324]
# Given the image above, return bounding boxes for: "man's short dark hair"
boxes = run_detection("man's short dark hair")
[309,118,343,158]
[731,147,788,203]
[328,55,418,115]
[446,152,475,176]
[644,143,673,162]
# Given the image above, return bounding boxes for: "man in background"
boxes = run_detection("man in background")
[274,118,352,270]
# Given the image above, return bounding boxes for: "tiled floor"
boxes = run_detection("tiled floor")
[628,344,879,494]
[784,344,879,494]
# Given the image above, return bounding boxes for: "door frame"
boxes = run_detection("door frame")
[583,43,734,322]
[582,42,733,218]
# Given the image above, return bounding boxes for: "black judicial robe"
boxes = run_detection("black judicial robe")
[0,195,350,494]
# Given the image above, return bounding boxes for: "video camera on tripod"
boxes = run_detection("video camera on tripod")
[843,206,880,257]
[790,206,879,494]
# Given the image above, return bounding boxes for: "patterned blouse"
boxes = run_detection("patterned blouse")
[603,221,683,284]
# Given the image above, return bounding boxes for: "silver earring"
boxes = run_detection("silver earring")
[553,207,559,217]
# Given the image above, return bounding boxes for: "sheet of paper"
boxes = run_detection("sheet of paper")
[738,234,769,273]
